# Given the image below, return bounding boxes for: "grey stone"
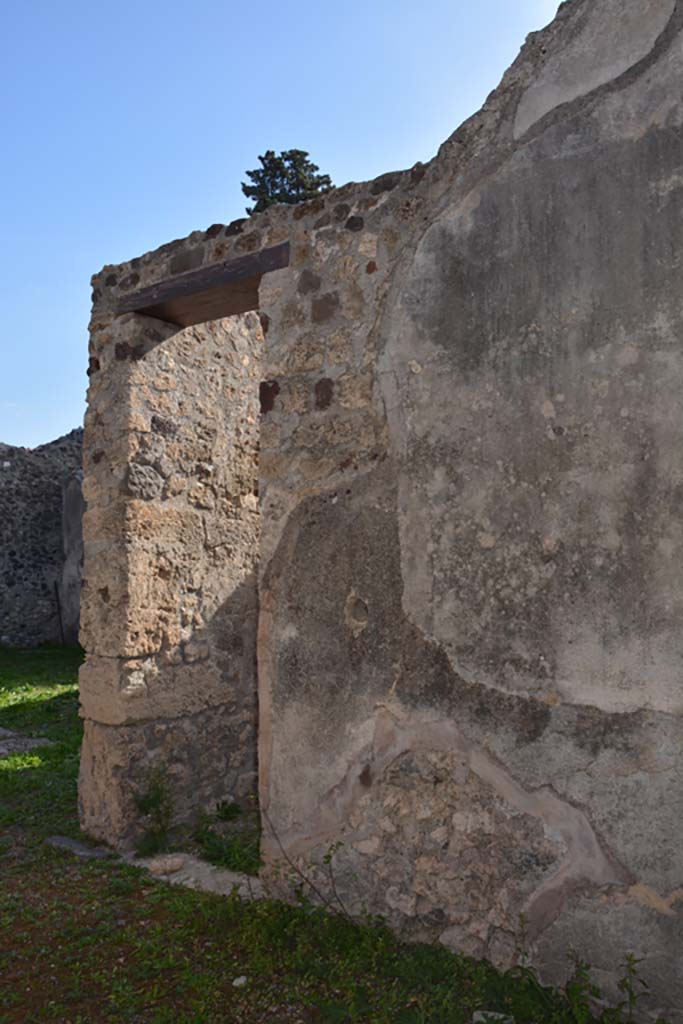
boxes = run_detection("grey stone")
[126,462,164,500]
[145,854,186,875]
[126,852,264,900]
[0,727,54,758]
[46,835,115,860]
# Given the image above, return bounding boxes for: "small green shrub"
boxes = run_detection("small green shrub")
[133,764,173,857]
[193,800,261,875]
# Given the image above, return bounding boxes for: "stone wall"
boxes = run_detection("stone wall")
[79,313,262,839]
[0,429,83,646]
[61,469,84,644]
[81,0,683,1017]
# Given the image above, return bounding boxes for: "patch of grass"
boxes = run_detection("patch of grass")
[0,645,83,839]
[0,645,82,738]
[0,648,671,1024]
[3,842,665,1024]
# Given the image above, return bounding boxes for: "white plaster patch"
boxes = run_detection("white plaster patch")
[514,0,675,138]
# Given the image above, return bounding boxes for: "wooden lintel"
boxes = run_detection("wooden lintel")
[115,241,290,327]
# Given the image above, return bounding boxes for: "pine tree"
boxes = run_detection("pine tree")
[241,149,333,215]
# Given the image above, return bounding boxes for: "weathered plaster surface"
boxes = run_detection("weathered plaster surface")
[387,95,683,719]
[514,0,675,138]
[258,3,683,1014]
[81,0,683,1016]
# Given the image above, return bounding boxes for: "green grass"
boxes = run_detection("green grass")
[0,645,83,837]
[0,646,669,1023]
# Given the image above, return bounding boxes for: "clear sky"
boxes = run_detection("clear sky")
[1,0,559,448]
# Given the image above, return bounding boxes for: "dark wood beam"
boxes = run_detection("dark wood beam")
[115,242,290,327]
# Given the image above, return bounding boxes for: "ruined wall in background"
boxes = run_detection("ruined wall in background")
[61,469,84,644]
[0,429,83,647]
[78,312,262,841]
[82,0,683,1018]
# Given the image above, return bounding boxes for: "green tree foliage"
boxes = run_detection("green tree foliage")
[241,149,333,215]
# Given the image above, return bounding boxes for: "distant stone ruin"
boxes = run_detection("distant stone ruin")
[78,0,683,1018]
[0,429,83,646]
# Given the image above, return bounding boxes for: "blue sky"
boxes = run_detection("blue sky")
[1,0,559,448]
